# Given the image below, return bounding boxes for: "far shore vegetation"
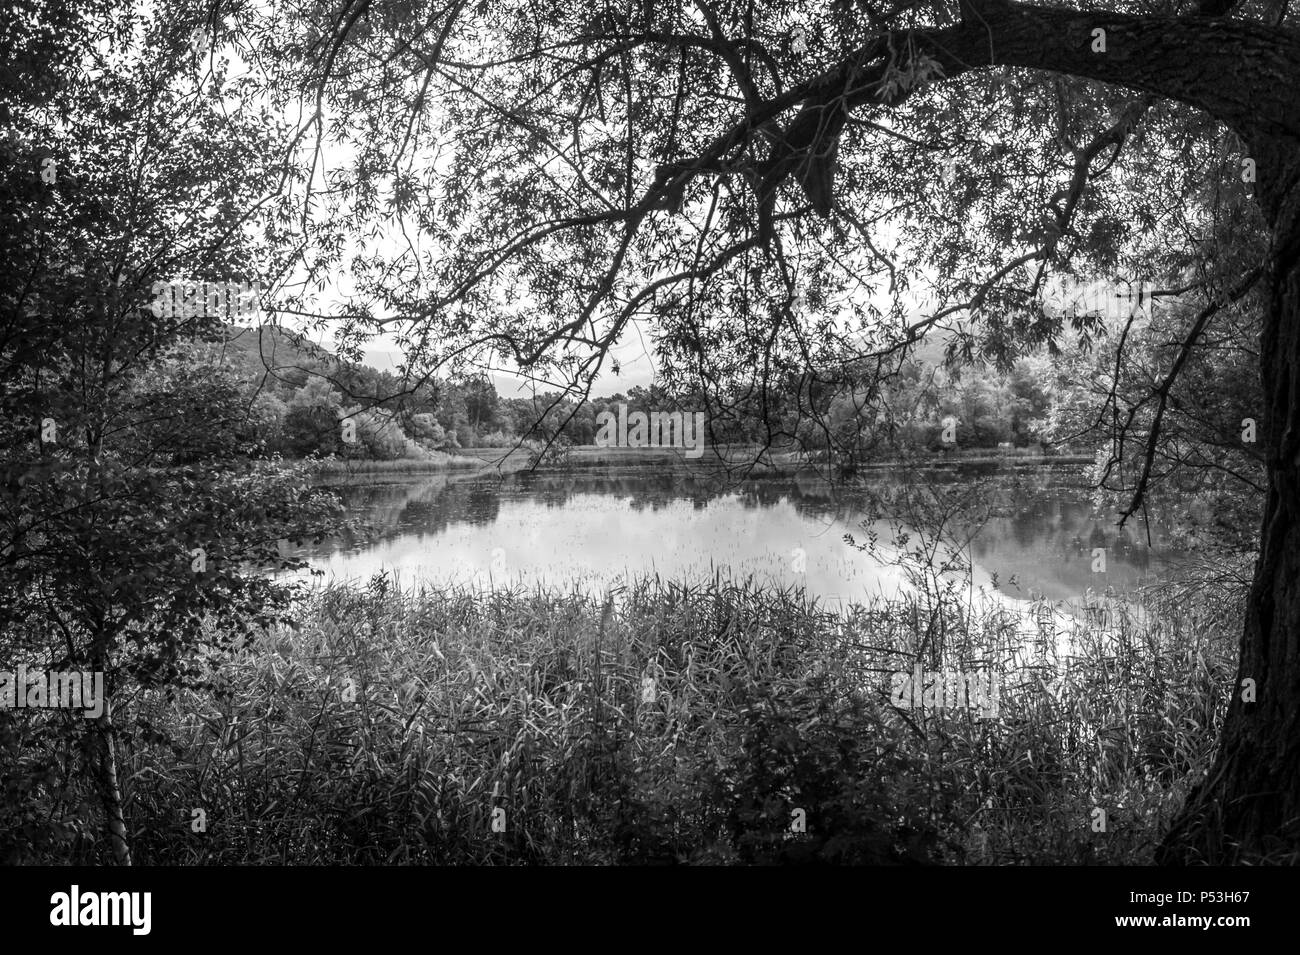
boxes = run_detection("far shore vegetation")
[195,324,1101,474]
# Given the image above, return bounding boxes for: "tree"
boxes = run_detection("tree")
[406,411,450,449]
[283,379,345,457]
[461,374,502,434]
[0,0,340,864]
[346,404,424,459]
[250,390,290,454]
[1007,356,1052,446]
[258,0,1299,861]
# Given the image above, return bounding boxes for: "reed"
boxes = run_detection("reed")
[10,574,1238,864]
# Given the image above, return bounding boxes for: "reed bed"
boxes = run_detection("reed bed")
[11,575,1238,864]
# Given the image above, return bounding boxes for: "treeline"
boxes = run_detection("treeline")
[173,326,496,461]
[187,326,1069,462]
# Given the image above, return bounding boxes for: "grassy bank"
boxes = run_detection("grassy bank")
[454,444,1095,473]
[5,573,1242,865]
[298,445,1096,478]
[845,454,1095,469]
[308,451,484,476]
[457,444,800,471]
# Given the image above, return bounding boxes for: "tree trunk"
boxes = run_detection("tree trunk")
[1158,161,1300,863]
[89,694,132,866]
[86,633,132,866]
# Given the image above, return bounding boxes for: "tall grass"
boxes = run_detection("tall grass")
[310,452,483,476]
[6,572,1235,865]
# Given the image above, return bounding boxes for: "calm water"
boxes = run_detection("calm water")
[283,465,1186,611]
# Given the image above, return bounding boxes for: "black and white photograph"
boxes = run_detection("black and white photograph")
[0,0,1296,930]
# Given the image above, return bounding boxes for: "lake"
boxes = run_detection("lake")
[282,464,1187,614]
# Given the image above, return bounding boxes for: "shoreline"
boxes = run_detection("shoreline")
[299,446,1096,479]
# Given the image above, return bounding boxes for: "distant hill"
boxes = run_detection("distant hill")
[211,324,342,383]
[909,334,950,366]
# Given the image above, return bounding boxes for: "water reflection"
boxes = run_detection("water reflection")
[285,465,1185,612]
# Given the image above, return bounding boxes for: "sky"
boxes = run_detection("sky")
[360,327,660,398]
